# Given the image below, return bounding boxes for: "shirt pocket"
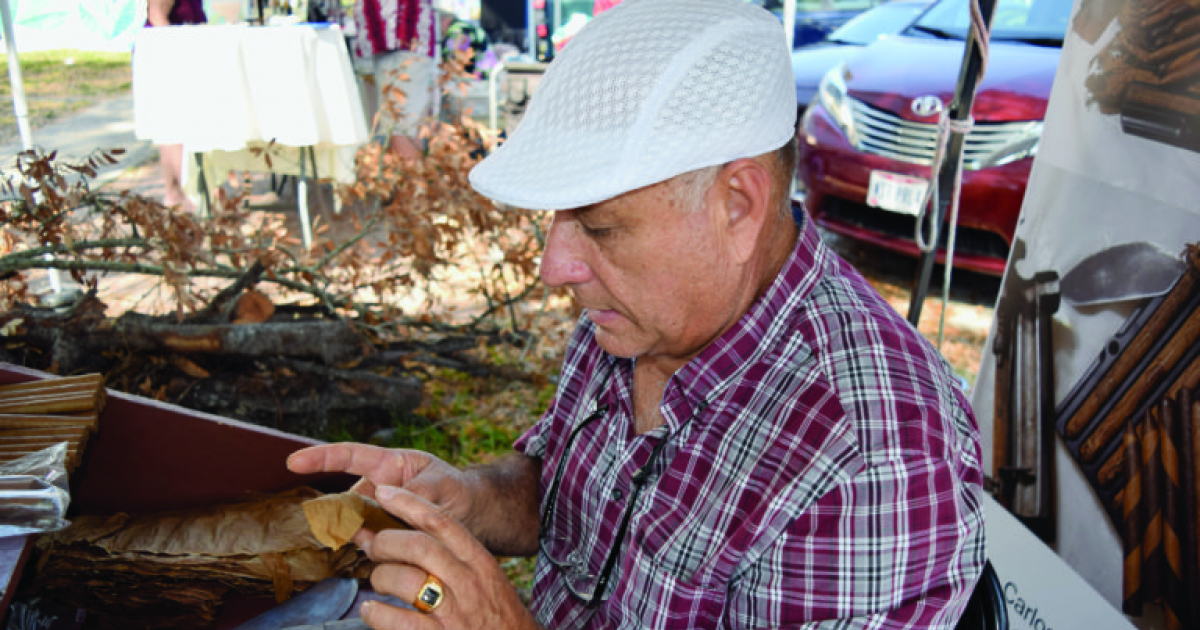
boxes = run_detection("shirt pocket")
[627,553,728,629]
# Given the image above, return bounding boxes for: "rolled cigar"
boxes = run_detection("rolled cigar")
[1100,445,1124,486]
[1190,391,1200,625]
[1159,43,1200,85]
[0,374,102,395]
[1125,81,1200,117]
[1142,409,1163,605]
[1179,388,1200,629]
[1081,304,1200,462]
[0,374,105,416]
[0,414,98,430]
[1158,397,1187,626]
[1124,416,1144,615]
[0,392,102,415]
[0,426,91,439]
[1066,251,1199,440]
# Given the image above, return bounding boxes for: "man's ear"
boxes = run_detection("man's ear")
[718,158,773,264]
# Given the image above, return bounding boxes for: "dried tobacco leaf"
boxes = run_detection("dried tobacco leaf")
[303,491,407,550]
[25,487,370,629]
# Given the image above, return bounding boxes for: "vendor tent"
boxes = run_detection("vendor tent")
[0,0,142,52]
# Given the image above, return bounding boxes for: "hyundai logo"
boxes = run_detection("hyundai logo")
[911,95,944,117]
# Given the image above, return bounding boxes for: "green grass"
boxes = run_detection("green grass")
[379,368,555,466]
[0,49,132,143]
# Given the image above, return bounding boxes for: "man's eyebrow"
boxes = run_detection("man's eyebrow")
[573,204,605,220]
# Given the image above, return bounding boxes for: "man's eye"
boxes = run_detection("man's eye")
[579,224,612,238]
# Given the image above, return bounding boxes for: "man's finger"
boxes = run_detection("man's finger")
[373,486,484,563]
[287,444,425,486]
[360,597,438,630]
[369,561,429,604]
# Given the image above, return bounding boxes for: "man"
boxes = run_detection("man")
[288,0,986,628]
[352,0,439,160]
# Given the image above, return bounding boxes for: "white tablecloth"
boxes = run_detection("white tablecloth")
[132,24,368,184]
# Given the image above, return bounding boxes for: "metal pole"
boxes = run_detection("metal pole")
[2,0,70,298]
[1,0,32,151]
[297,147,313,249]
[783,0,795,50]
[526,0,534,56]
[906,0,997,325]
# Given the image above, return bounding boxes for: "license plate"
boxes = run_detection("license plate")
[867,171,929,216]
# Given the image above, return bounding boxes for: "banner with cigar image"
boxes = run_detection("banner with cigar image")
[968,0,1200,627]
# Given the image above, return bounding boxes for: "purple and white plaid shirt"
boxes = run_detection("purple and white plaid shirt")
[516,216,986,629]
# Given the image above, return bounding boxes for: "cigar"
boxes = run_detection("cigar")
[0,374,105,411]
[1125,416,1145,615]
[1081,303,1200,463]
[1189,390,1200,627]
[1159,43,1200,86]
[1142,409,1163,604]
[0,374,103,396]
[0,413,99,430]
[1158,397,1186,626]
[1066,251,1200,441]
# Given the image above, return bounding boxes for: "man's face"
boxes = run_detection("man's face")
[538,176,747,368]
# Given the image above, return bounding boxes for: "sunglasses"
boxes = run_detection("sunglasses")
[537,381,672,606]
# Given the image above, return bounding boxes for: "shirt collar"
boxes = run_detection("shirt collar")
[661,212,828,428]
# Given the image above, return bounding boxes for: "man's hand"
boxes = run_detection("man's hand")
[358,486,542,630]
[289,444,543,556]
[287,443,476,543]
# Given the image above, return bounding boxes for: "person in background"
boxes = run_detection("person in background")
[352,0,438,160]
[145,0,206,210]
[288,0,986,628]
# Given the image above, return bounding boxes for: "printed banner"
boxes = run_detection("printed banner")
[971,0,1200,629]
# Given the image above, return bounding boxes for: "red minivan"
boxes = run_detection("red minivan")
[796,0,1071,275]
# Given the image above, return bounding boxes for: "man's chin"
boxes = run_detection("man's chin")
[592,326,641,360]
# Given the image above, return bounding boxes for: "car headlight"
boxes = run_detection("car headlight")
[971,121,1043,170]
[817,63,858,145]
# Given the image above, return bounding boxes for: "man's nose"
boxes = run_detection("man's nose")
[539,215,591,288]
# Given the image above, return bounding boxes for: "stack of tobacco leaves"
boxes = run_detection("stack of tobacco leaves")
[21,486,370,629]
[0,373,106,472]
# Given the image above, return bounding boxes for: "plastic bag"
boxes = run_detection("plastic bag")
[0,442,71,537]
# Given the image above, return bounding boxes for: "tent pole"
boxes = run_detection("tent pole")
[783,0,795,49]
[906,0,996,326]
[1,0,69,298]
[1,0,32,151]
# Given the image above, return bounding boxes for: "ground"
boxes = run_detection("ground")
[0,50,132,147]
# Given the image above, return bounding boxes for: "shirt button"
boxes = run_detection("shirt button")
[611,489,624,501]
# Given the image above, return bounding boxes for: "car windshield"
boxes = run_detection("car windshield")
[907,0,1070,44]
[827,2,929,45]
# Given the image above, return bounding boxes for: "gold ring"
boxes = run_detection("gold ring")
[412,574,445,613]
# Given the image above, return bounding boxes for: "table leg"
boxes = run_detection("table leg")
[297,147,313,250]
[194,153,211,219]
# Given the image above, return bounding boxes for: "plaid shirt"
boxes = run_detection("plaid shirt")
[515,215,986,629]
